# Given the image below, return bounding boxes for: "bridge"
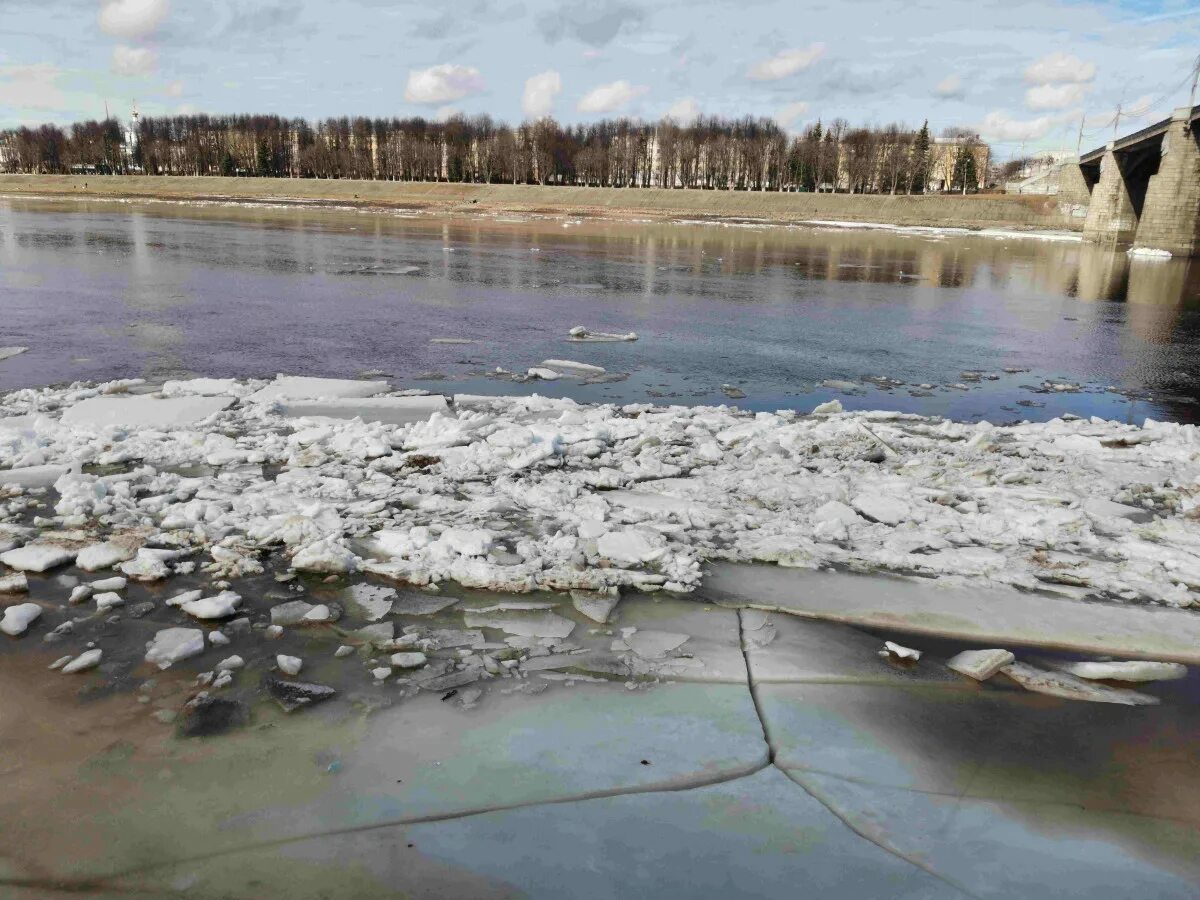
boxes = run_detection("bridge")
[1064,105,1200,256]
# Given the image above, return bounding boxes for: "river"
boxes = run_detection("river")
[2,196,1198,424]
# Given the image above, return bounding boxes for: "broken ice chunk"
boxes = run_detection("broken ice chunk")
[1,603,42,636]
[61,648,102,674]
[539,359,606,377]
[0,572,29,593]
[880,641,921,662]
[61,395,234,429]
[0,543,76,572]
[348,584,395,621]
[247,375,390,403]
[216,655,244,671]
[852,495,909,526]
[180,591,242,620]
[390,652,427,668]
[596,528,667,566]
[145,628,206,669]
[89,577,127,592]
[570,587,620,623]
[76,542,138,571]
[616,629,690,660]
[119,550,173,582]
[1059,660,1187,683]
[276,654,303,676]
[93,591,125,612]
[1001,662,1159,705]
[463,610,576,639]
[947,649,1014,681]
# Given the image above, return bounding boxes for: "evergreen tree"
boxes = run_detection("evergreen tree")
[909,120,930,194]
[221,150,235,177]
[256,140,271,177]
[952,144,977,194]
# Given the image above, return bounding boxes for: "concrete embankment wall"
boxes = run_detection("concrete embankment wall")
[0,175,1078,232]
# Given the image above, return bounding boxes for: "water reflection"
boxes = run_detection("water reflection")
[0,197,1198,423]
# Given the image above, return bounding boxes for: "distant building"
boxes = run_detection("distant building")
[121,105,143,173]
[927,135,990,192]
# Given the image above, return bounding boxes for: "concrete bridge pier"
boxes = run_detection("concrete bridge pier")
[1133,107,1200,256]
[1082,142,1140,245]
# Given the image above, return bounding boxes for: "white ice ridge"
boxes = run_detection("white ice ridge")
[2,376,1200,606]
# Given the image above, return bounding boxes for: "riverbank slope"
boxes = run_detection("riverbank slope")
[0,174,1075,231]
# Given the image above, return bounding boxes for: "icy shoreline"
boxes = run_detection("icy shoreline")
[1,375,1199,611]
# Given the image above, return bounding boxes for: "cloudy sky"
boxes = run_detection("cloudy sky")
[2,0,1198,157]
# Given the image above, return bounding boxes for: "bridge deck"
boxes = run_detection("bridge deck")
[1080,104,1200,165]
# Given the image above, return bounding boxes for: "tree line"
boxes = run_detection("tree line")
[0,113,987,193]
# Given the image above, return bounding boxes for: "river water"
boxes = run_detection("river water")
[2,196,1199,424]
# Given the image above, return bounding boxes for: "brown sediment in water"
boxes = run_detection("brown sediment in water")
[0,174,1077,233]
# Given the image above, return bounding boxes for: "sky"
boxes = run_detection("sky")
[1,0,1198,158]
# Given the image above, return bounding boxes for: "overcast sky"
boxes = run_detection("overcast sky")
[2,0,1198,158]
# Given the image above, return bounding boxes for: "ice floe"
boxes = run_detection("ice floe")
[1,375,1200,616]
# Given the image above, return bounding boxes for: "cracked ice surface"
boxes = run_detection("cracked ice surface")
[1,377,1200,609]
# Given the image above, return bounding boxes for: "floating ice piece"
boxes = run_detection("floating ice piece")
[291,537,358,573]
[166,590,203,608]
[463,610,576,639]
[0,346,29,362]
[248,376,390,403]
[209,630,229,646]
[90,577,127,592]
[61,395,234,429]
[0,543,76,572]
[1,603,41,636]
[145,628,206,669]
[570,587,620,623]
[271,600,321,626]
[526,367,561,381]
[216,655,244,671]
[880,641,921,661]
[1001,662,1159,705]
[430,338,477,344]
[276,654,303,676]
[597,528,667,566]
[820,380,862,394]
[618,629,690,660]
[1059,660,1187,683]
[811,399,843,415]
[0,464,72,489]
[61,648,102,674]
[947,649,1014,681]
[277,395,447,426]
[76,542,138,571]
[540,359,606,377]
[119,550,172,581]
[69,585,92,604]
[349,584,395,621]
[1127,247,1172,260]
[303,604,333,623]
[390,652,427,668]
[0,572,28,593]
[1081,498,1145,521]
[93,591,125,612]
[180,591,241,620]
[567,326,637,342]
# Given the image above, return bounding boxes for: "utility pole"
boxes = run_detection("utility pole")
[1075,112,1085,156]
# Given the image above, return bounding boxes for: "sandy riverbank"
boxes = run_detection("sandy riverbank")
[0,174,1077,232]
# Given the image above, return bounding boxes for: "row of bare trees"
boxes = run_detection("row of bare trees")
[1,113,984,193]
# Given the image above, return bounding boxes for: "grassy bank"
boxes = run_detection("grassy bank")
[0,174,1075,231]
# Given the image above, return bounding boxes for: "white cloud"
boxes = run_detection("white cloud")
[1025,82,1087,111]
[99,0,168,39]
[777,101,810,130]
[977,110,1068,142]
[404,64,485,105]
[746,44,825,81]
[935,74,963,98]
[522,70,562,119]
[577,79,648,113]
[1024,52,1095,84]
[164,80,183,98]
[665,97,700,123]
[0,63,66,111]
[112,45,157,76]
